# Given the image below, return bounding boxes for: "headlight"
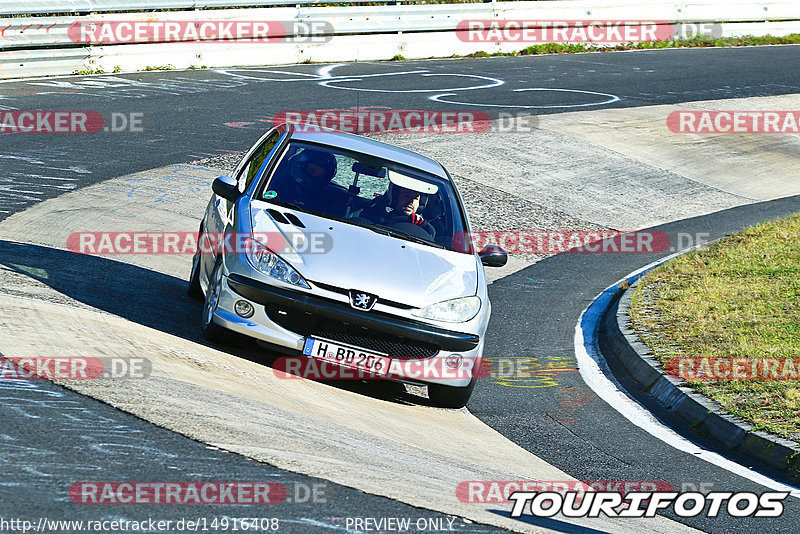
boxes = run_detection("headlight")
[411,296,481,323]
[246,238,310,289]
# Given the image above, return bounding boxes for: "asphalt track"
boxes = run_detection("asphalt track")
[2,45,800,217]
[1,46,800,533]
[477,195,800,534]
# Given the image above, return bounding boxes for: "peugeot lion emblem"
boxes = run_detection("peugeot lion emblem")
[349,290,378,311]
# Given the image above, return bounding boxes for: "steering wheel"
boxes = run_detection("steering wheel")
[386,215,436,240]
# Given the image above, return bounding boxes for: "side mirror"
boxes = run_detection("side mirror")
[212,175,242,202]
[479,244,507,267]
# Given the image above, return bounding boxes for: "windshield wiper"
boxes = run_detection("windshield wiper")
[371,225,447,249]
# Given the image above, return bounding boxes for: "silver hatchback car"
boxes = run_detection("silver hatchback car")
[188,123,506,408]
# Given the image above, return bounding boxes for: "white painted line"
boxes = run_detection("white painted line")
[574,249,800,499]
[514,88,620,107]
[214,66,429,83]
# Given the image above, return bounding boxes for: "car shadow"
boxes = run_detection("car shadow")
[0,240,425,407]
[486,509,610,534]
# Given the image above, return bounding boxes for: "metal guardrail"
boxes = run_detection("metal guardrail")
[2,0,448,16]
[0,6,471,50]
[4,1,800,51]
[1,1,799,79]
[4,0,800,17]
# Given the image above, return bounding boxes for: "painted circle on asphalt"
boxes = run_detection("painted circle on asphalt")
[430,88,620,109]
[318,73,504,93]
[214,68,504,94]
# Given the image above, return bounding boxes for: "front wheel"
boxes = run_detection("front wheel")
[201,258,233,345]
[186,250,204,300]
[428,377,476,409]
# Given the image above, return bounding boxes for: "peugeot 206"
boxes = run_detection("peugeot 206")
[188,123,507,408]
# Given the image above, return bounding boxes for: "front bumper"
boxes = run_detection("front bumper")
[213,273,483,387]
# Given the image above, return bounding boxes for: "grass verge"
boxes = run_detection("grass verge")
[462,34,800,58]
[630,212,800,442]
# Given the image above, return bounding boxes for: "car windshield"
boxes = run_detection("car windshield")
[257,141,470,253]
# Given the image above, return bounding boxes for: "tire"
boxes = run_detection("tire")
[428,377,477,409]
[187,223,205,300]
[186,250,204,300]
[201,258,233,345]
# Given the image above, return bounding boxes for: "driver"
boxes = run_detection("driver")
[392,186,426,225]
[271,149,337,212]
[361,184,432,234]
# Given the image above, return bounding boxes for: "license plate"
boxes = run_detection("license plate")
[303,337,391,376]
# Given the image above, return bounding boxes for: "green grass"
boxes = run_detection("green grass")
[73,68,105,75]
[630,212,800,442]
[454,34,800,59]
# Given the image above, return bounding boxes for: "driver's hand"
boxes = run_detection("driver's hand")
[410,213,425,225]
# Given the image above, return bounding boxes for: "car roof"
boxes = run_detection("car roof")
[288,128,448,179]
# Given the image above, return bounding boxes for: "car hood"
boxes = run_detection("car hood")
[250,201,477,308]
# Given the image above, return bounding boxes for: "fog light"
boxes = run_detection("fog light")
[234,300,254,318]
[445,354,462,369]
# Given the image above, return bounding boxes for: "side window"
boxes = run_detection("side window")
[236,132,279,193]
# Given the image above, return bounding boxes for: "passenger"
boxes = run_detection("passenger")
[270,149,337,212]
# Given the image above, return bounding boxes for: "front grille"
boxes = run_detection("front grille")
[265,304,439,360]
[310,280,414,310]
